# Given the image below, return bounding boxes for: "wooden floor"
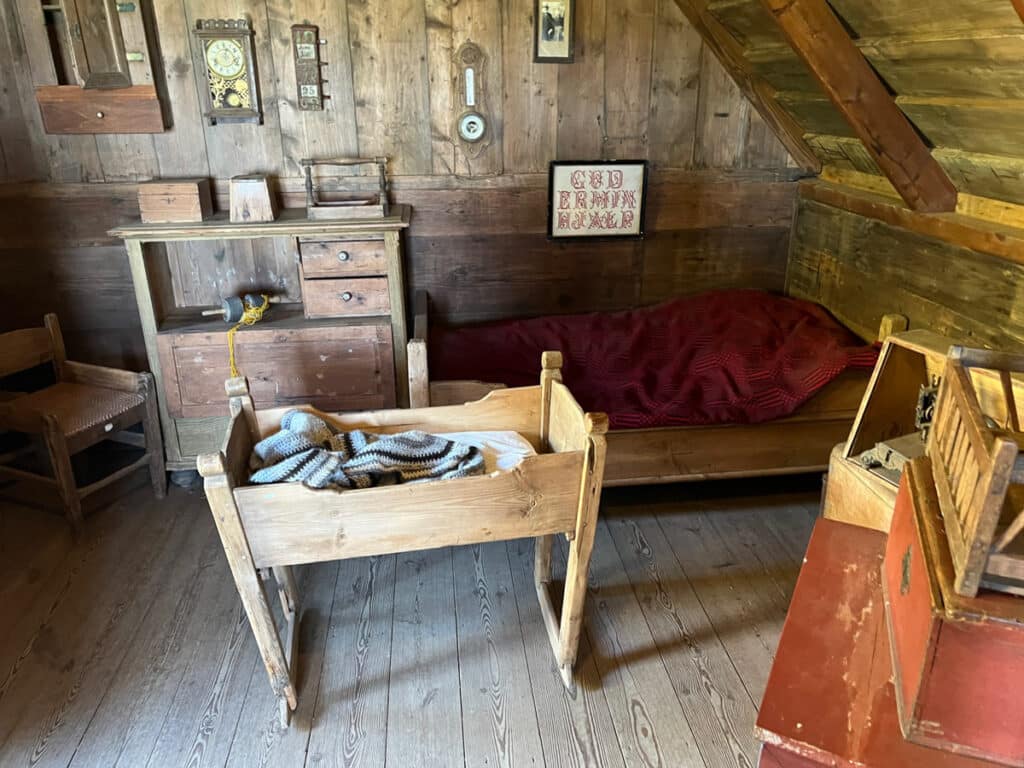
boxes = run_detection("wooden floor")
[0,474,819,768]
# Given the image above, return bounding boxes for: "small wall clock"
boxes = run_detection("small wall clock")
[194,19,262,125]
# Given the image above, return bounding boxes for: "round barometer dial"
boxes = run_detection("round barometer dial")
[206,39,245,79]
[458,112,486,143]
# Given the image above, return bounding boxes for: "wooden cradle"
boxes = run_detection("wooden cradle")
[198,352,607,726]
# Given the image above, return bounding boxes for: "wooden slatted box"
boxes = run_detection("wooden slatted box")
[882,456,1024,766]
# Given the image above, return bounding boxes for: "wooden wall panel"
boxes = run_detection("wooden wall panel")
[555,0,606,160]
[787,196,1024,350]
[349,0,433,176]
[502,0,559,173]
[0,0,799,183]
[0,174,798,368]
[648,0,702,168]
[0,0,805,367]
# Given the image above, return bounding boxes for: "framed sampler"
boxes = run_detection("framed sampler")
[547,160,648,240]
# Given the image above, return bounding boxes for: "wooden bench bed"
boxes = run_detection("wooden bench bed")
[408,292,904,487]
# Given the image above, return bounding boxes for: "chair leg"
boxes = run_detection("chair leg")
[142,376,167,499]
[43,419,82,533]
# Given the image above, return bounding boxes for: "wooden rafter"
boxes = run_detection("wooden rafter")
[1014,0,1024,23]
[759,0,957,213]
[672,0,821,173]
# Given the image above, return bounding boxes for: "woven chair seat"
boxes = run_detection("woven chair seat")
[13,382,145,435]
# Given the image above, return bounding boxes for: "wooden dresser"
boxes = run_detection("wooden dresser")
[110,207,410,472]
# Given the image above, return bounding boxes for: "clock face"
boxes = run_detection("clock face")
[206,39,245,79]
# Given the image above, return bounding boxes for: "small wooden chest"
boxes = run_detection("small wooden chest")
[138,178,213,223]
[883,457,1024,766]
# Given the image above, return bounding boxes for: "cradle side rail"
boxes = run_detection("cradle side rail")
[198,352,608,722]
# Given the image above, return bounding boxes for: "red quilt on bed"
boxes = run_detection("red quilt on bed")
[429,289,879,429]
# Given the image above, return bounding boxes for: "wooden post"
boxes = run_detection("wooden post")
[878,313,909,341]
[197,450,297,714]
[535,351,564,588]
[43,415,82,532]
[43,313,67,381]
[142,373,167,498]
[556,413,608,686]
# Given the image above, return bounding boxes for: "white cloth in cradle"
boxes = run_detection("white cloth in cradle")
[435,431,537,474]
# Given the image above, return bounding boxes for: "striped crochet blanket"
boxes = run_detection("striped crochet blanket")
[249,410,485,490]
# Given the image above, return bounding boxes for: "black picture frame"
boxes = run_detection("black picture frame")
[547,160,649,241]
[534,0,575,63]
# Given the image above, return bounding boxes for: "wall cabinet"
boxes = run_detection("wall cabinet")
[31,0,164,134]
[110,207,411,471]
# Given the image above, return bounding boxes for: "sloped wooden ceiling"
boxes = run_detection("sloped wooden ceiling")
[695,0,1024,207]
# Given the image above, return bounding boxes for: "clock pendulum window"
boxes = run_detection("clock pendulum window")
[194,19,262,125]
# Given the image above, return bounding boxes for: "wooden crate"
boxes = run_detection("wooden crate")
[926,348,1024,597]
[825,330,1024,533]
[883,457,1024,766]
[823,330,950,531]
[756,516,998,768]
[138,178,213,224]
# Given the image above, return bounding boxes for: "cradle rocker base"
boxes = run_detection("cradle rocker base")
[198,352,607,725]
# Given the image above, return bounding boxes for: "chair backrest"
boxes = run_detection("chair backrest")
[0,313,65,380]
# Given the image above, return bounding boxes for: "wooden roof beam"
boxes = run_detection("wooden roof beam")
[1014,0,1024,23]
[672,0,821,173]
[759,0,957,212]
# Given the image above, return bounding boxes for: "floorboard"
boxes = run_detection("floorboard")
[0,475,819,768]
[453,542,545,768]
[385,547,464,768]
[606,513,759,768]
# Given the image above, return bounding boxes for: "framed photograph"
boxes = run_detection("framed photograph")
[547,160,648,240]
[534,0,575,63]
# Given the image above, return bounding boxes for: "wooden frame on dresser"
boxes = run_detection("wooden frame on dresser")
[407,291,900,487]
[110,207,410,472]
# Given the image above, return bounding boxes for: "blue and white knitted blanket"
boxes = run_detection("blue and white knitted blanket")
[249,410,485,490]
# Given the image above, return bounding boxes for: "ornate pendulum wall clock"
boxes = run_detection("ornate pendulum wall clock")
[194,18,262,124]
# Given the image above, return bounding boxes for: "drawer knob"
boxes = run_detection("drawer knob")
[96,111,105,119]
[337,251,351,262]
[341,291,353,302]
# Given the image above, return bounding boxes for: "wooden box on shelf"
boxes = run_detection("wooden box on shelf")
[138,179,213,224]
[229,174,279,223]
[883,457,1024,766]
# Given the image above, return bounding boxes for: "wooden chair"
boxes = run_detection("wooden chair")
[0,314,166,531]
[926,346,1024,596]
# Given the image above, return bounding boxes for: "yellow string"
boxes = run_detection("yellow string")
[227,295,270,378]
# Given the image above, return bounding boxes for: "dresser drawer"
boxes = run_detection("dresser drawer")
[302,277,391,318]
[156,321,396,418]
[299,239,387,277]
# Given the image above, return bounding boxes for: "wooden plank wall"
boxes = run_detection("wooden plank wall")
[786,192,1024,352]
[0,172,797,368]
[0,0,794,181]
[0,0,799,368]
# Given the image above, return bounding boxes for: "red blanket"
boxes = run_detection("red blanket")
[429,290,878,429]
